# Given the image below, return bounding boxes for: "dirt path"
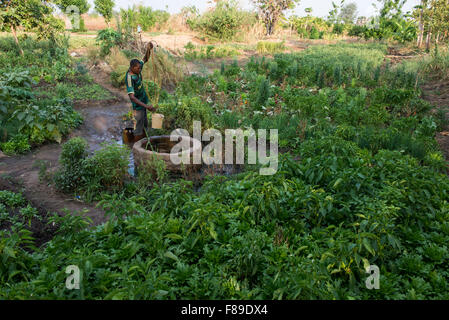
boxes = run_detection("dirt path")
[0,96,130,226]
[421,81,449,161]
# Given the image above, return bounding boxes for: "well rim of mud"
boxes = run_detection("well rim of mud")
[132,135,202,172]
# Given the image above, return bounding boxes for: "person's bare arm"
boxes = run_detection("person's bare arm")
[129,93,156,112]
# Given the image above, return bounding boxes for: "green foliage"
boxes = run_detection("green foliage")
[19,205,40,227]
[0,134,30,155]
[256,41,286,55]
[2,41,449,300]
[256,77,270,107]
[252,0,300,35]
[52,82,112,101]
[332,23,345,35]
[184,42,239,60]
[54,0,90,14]
[401,46,449,81]
[54,138,130,198]
[0,191,26,208]
[0,0,64,43]
[54,137,90,193]
[88,143,130,189]
[110,65,129,88]
[159,96,214,134]
[0,61,82,149]
[119,5,169,32]
[10,99,83,145]
[94,0,115,25]
[96,28,121,56]
[290,16,329,39]
[338,2,358,24]
[190,0,247,40]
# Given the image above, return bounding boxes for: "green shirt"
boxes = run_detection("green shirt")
[126,60,148,110]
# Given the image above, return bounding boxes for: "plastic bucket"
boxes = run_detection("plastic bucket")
[152,113,164,129]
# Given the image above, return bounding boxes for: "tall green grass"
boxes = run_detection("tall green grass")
[256,41,286,55]
[400,46,449,81]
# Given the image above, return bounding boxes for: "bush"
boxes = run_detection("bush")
[291,16,330,39]
[59,137,88,168]
[348,25,367,37]
[192,0,245,41]
[54,137,91,193]
[96,28,121,56]
[332,23,345,35]
[88,143,130,189]
[54,138,130,196]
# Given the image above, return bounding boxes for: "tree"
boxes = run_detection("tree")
[328,0,345,23]
[339,2,358,24]
[94,0,114,27]
[252,0,300,35]
[412,0,449,50]
[356,16,367,25]
[0,0,64,55]
[414,0,426,47]
[53,0,90,31]
[181,5,199,26]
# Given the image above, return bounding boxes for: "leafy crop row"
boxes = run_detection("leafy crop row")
[1,42,448,299]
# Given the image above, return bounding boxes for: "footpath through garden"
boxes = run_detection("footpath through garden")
[0,69,130,226]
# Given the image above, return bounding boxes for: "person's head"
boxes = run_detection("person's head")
[129,59,141,74]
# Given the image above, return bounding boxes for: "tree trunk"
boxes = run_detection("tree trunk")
[425,28,432,52]
[417,4,424,48]
[11,26,24,56]
[266,21,273,36]
[436,31,440,44]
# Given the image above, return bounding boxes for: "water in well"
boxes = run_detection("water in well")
[76,103,243,181]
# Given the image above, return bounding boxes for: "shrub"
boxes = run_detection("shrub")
[348,25,367,37]
[54,137,91,193]
[59,137,88,168]
[54,139,130,196]
[87,143,130,189]
[192,0,245,41]
[96,28,121,56]
[332,23,345,35]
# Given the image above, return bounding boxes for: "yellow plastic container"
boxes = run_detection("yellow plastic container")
[152,113,164,129]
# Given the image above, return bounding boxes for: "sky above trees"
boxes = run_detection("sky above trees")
[86,0,420,18]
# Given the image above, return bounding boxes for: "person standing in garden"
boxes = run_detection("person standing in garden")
[126,42,157,142]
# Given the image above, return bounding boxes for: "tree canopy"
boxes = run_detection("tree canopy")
[252,0,300,35]
[0,0,64,55]
[94,0,115,26]
[339,2,358,24]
